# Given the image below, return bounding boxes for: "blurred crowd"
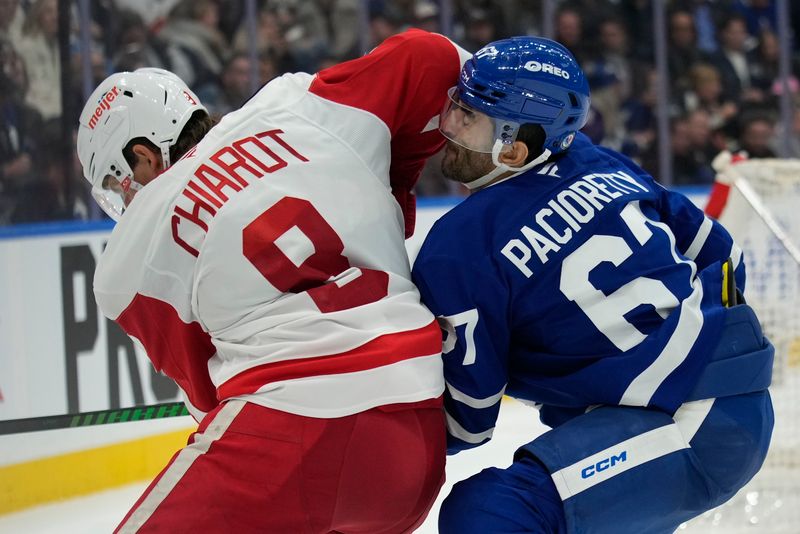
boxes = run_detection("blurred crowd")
[1,0,799,224]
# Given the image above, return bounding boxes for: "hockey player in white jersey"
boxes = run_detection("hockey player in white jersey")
[77,30,471,533]
[412,37,774,533]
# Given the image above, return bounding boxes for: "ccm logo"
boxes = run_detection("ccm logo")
[580,451,627,479]
[523,61,571,79]
[88,86,120,130]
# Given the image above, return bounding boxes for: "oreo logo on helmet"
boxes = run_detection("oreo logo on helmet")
[523,61,571,80]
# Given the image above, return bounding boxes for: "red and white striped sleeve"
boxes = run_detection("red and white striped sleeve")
[310,29,471,237]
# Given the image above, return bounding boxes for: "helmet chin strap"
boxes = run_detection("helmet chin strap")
[462,140,552,190]
[159,143,173,170]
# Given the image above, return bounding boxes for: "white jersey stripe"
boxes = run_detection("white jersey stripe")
[730,242,743,269]
[117,400,245,533]
[550,422,689,500]
[620,279,705,406]
[238,354,444,418]
[684,216,713,260]
[447,381,506,409]
[674,398,715,442]
[445,411,495,444]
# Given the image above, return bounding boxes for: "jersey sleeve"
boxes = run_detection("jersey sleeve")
[412,251,511,454]
[656,183,746,291]
[310,29,471,238]
[113,293,220,415]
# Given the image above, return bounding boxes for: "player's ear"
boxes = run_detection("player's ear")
[132,144,164,173]
[498,141,529,168]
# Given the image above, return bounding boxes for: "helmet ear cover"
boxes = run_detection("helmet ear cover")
[77,68,207,220]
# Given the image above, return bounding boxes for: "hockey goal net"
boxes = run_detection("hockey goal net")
[682,155,800,532]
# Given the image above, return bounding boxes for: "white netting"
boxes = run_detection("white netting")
[681,158,800,532]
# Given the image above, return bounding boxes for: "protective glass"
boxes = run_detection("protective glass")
[438,87,520,153]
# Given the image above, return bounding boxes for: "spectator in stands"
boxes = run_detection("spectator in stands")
[215,0,247,43]
[599,17,633,99]
[585,16,634,148]
[749,29,799,100]
[669,114,716,185]
[0,38,41,224]
[233,5,298,73]
[258,48,280,86]
[160,0,226,90]
[268,0,329,72]
[113,0,182,29]
[460,7,502,52]
[368,3,408,51]
[200,52,254,117]
[111,9,192,81]
[0,0,24,42]
[316,0,361,61]
[616,0,654,61]
[1,0,795,219]
[769,102,800,158]
[733,0,778,36]
[581,106,607,145]
[413,0,440,34]
[674,0,732,54]
[685,108,721,180]
[621,64,658,162]
[67,40,109,123]
[11,124,88,223]
[494,0,541,38]
[554,5,590,64]
[750,30,777,90]
[684,62,739,130]
[709,13,761,103]
[668,9,705,93]
[16,0,61,121]
[736,112,777,158]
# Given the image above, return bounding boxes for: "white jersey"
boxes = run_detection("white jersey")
[94,30,471,419]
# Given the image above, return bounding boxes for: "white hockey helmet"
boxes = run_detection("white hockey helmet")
[77,68,206,220]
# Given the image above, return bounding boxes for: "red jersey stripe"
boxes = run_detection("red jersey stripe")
[218,320,442,398]
[117,293,219,412]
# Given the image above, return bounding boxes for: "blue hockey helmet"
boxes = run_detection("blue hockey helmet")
[441,36,590,159]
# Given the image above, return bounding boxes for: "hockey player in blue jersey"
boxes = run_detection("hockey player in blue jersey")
[412,37,775,534]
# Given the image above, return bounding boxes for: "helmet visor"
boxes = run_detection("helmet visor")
[91,174,134,221]
[439,87,520,153]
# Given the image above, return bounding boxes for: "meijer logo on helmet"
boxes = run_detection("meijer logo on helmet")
[88,86,120,130]
[523,61,570,79]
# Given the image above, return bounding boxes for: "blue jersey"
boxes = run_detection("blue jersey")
[412,133,747,453]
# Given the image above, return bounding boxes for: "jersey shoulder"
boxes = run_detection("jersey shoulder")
[418,186,519,263]
[95,174,188,317]
[309,29,469,135]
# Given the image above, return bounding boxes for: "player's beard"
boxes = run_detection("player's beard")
[441,141,496,184]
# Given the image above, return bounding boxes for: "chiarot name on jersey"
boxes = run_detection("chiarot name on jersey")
[171,129,309,257]
[87,86,120,130]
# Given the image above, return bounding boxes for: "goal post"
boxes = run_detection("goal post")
[683,152,800,532]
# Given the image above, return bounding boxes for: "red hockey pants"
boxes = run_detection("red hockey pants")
[115,398,445,533]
